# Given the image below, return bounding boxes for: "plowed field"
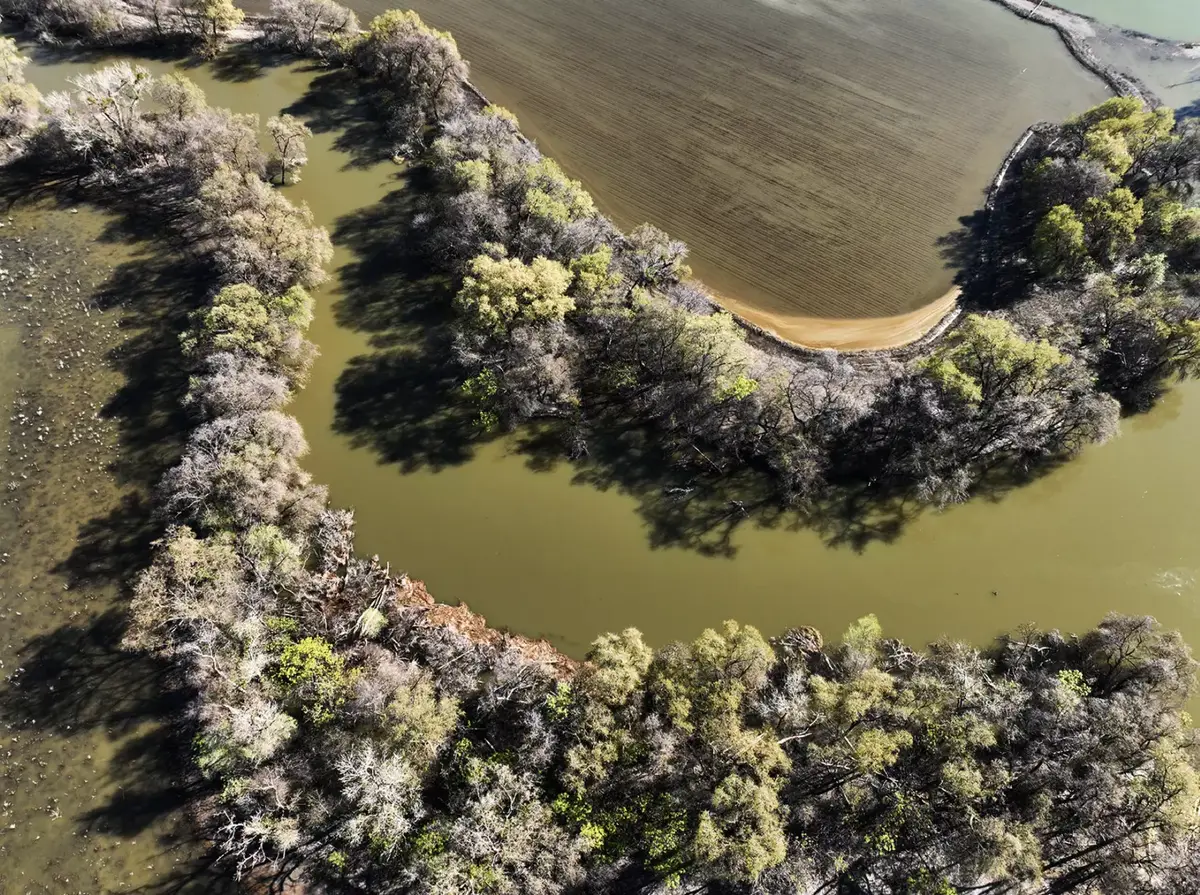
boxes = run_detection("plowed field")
[392,0,1108,320]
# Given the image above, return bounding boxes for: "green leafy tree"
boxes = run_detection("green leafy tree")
[1081,187,1144,261]
[1032,204,1089,277]
[919,314,1068,404]
[267,113,312,185]
[453,254,574,334]
[183,0,246,45]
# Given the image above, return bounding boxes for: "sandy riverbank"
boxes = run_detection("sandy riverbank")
[713,285,961,352]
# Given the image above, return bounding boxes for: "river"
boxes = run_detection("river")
[1056,0,1200,41]
[2,0,1197,889]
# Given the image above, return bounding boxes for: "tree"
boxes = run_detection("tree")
[1077,276,1200,410]
[453,254,574,334]
[151,72,207,121]
[354,9,467,141]
[197,165,333,292]
[182,281,315,381]
[265,0,358,55]
[42,62,152,167]
[182,0,245,47]
[1081,187,1144,261]
[1032,204,1089,277]
[184,351,293,418]
[159,410,326,533]
[1022,156,1115,213]
[919,314,1068,405]
[0,38,39,144]
[3,0,126,37]
[267,113,311,185]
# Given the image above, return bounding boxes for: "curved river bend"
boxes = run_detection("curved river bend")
[25,43,1194,658]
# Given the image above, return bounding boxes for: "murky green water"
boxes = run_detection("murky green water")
[1056,0,1200,41]
[0,207,227,892]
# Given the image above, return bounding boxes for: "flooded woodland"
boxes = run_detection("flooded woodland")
[4,0,1200,890]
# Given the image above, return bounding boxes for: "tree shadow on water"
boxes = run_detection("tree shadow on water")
[284,67,398,170]
[330,177,483,471]
[0,171,230,879]
[325,177,956,556]
[0,608,236,892]
[198,41,293,83]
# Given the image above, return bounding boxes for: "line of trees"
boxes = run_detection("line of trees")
[7,9,1200,894]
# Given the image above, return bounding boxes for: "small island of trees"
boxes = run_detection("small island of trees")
[2,0,1200,892]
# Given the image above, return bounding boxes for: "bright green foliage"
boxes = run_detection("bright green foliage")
[920,314,1068,403]
[643,623,788,880]
[544,681,574,722]
[1073,97,1173,176]
[363,8,455,53]
[185,0,246,41]
[274,636,353,725]
[0,38,39,141]
[460,368,500,430]
[242,524,303,586]
[842,613,884,657]
[569,246,618,302]
[907,867,956,895]
[584,628,654,707]
[454,254,574,334]
[522,157,595,225]
[1081,187,1144,261]
[1056,668,1090,699]
[482,104,519,126]
[652,620,776,741]
[453,158,491,192]
[715,373,759,402]
[0,37,30,85]
[627,305,757,404]
[125,526,243,653]
[691,773,787,882]
[562,629,653,792]
[183,282,313,363]
[1032,204,1089,276]
[384,675,459,769]
[151,72,207,120]
[1082,128,1133,176]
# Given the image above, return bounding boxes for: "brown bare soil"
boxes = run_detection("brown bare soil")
[396,578,581,677]
[716,285,961,351]
[395,0,1107,320]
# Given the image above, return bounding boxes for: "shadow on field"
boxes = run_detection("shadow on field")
[937,181,1040,311]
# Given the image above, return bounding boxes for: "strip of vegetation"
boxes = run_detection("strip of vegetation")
[5,3,1200,894]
